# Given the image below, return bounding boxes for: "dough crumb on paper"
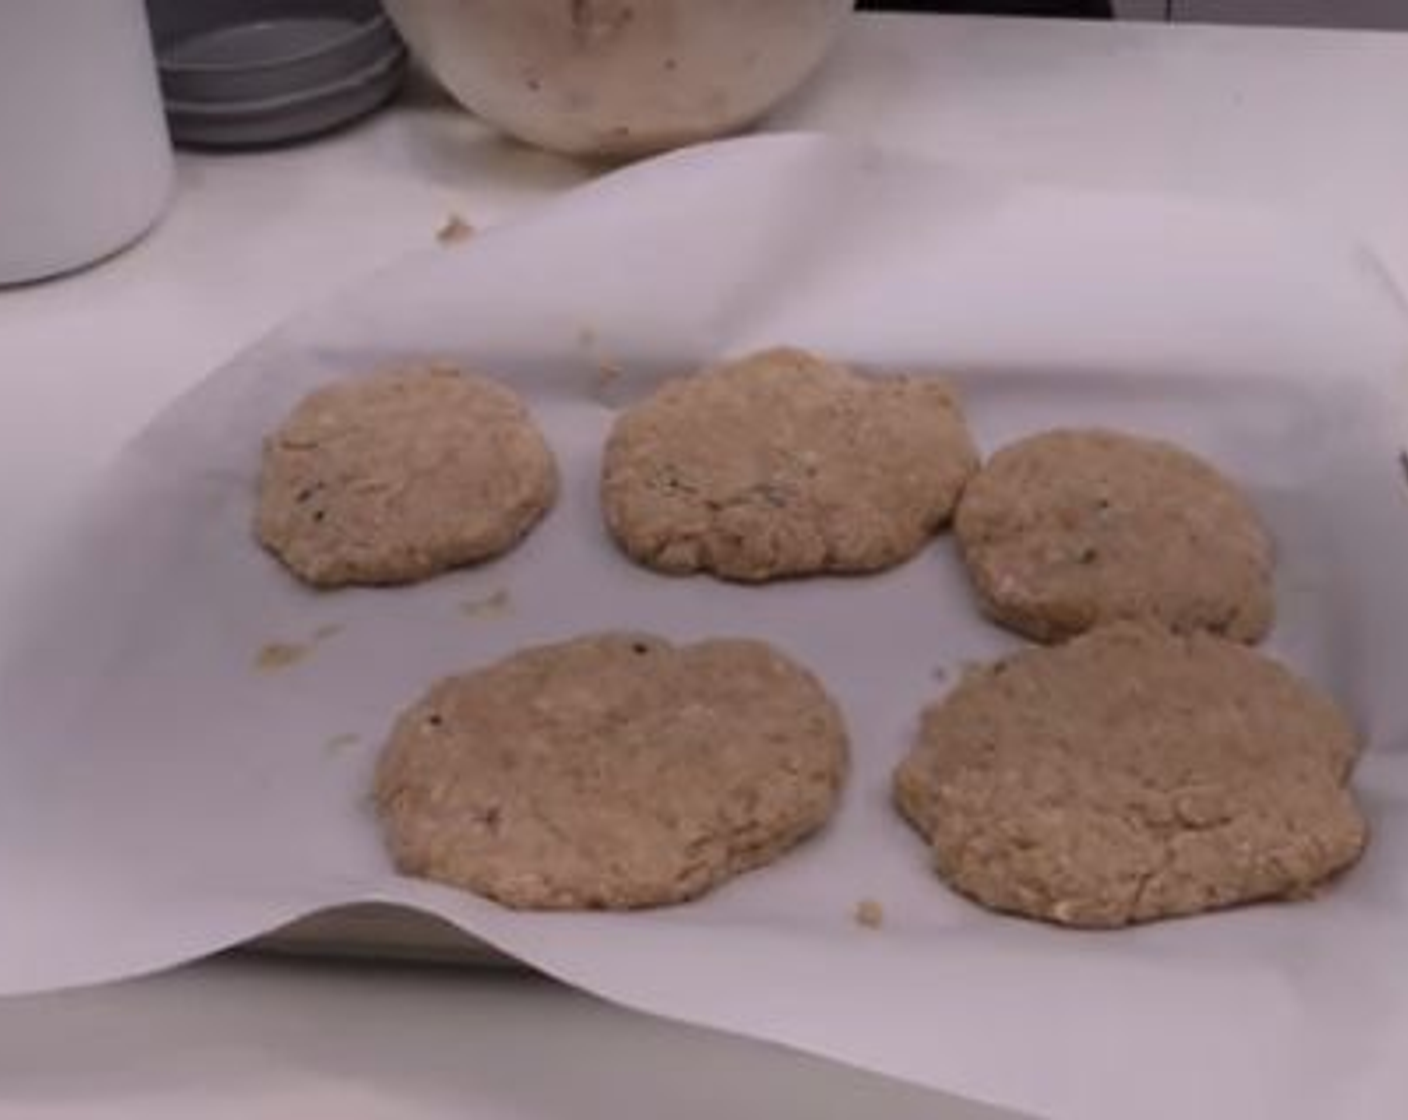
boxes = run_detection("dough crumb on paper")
[577,325,628,404]
[255,642,309,671]
[460,588,512,618]
[594,359,627,398]
[325,732,361,754]
[254,622,344,672]
[854,898,885,929]
[437,213,475,245]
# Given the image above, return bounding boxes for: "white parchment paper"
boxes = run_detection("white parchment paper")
[4,135,1408,1120]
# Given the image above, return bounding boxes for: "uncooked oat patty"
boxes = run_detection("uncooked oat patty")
[256,365,557,587]
[954,428,1273,642]
[894,623,1365,928]
[601,347,979,581]
[373,633,848,909]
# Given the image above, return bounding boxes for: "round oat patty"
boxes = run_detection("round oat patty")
[256,365,557,588]
[954,428,1273,642]
[373,633,848,909]
[894,624,1366,928]
[601,347,979,581]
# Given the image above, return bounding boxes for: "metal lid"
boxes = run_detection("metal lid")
[146,0,406,146]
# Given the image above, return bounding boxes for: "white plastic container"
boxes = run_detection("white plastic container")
[0,0,173,284]
[383,0,855,157]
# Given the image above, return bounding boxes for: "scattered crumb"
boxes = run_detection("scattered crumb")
[255,622,343,672]
[854,898,885,929]
[437,213,475,245]
[594,358,626,396]
[1399,449,1408,488]
[932,665,949,682]
[256,642,309,671]
[576,325,627,403]
[325,732,361,755]
[461,587,512,618]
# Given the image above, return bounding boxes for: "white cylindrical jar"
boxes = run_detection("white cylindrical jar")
[0,0,173,284]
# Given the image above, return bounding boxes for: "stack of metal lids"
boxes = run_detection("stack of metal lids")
[147,0,407,148]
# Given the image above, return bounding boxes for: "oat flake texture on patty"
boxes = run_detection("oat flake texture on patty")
[256,364,557,588]
[601,347,979,581]
[954,427,1274,643]
[374,632,849,910]
[894,623,1366,928]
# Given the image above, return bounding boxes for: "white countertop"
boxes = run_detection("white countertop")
[4,13,1408,1118]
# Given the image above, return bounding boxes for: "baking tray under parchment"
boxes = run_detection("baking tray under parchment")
[4,135,1408,1120]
